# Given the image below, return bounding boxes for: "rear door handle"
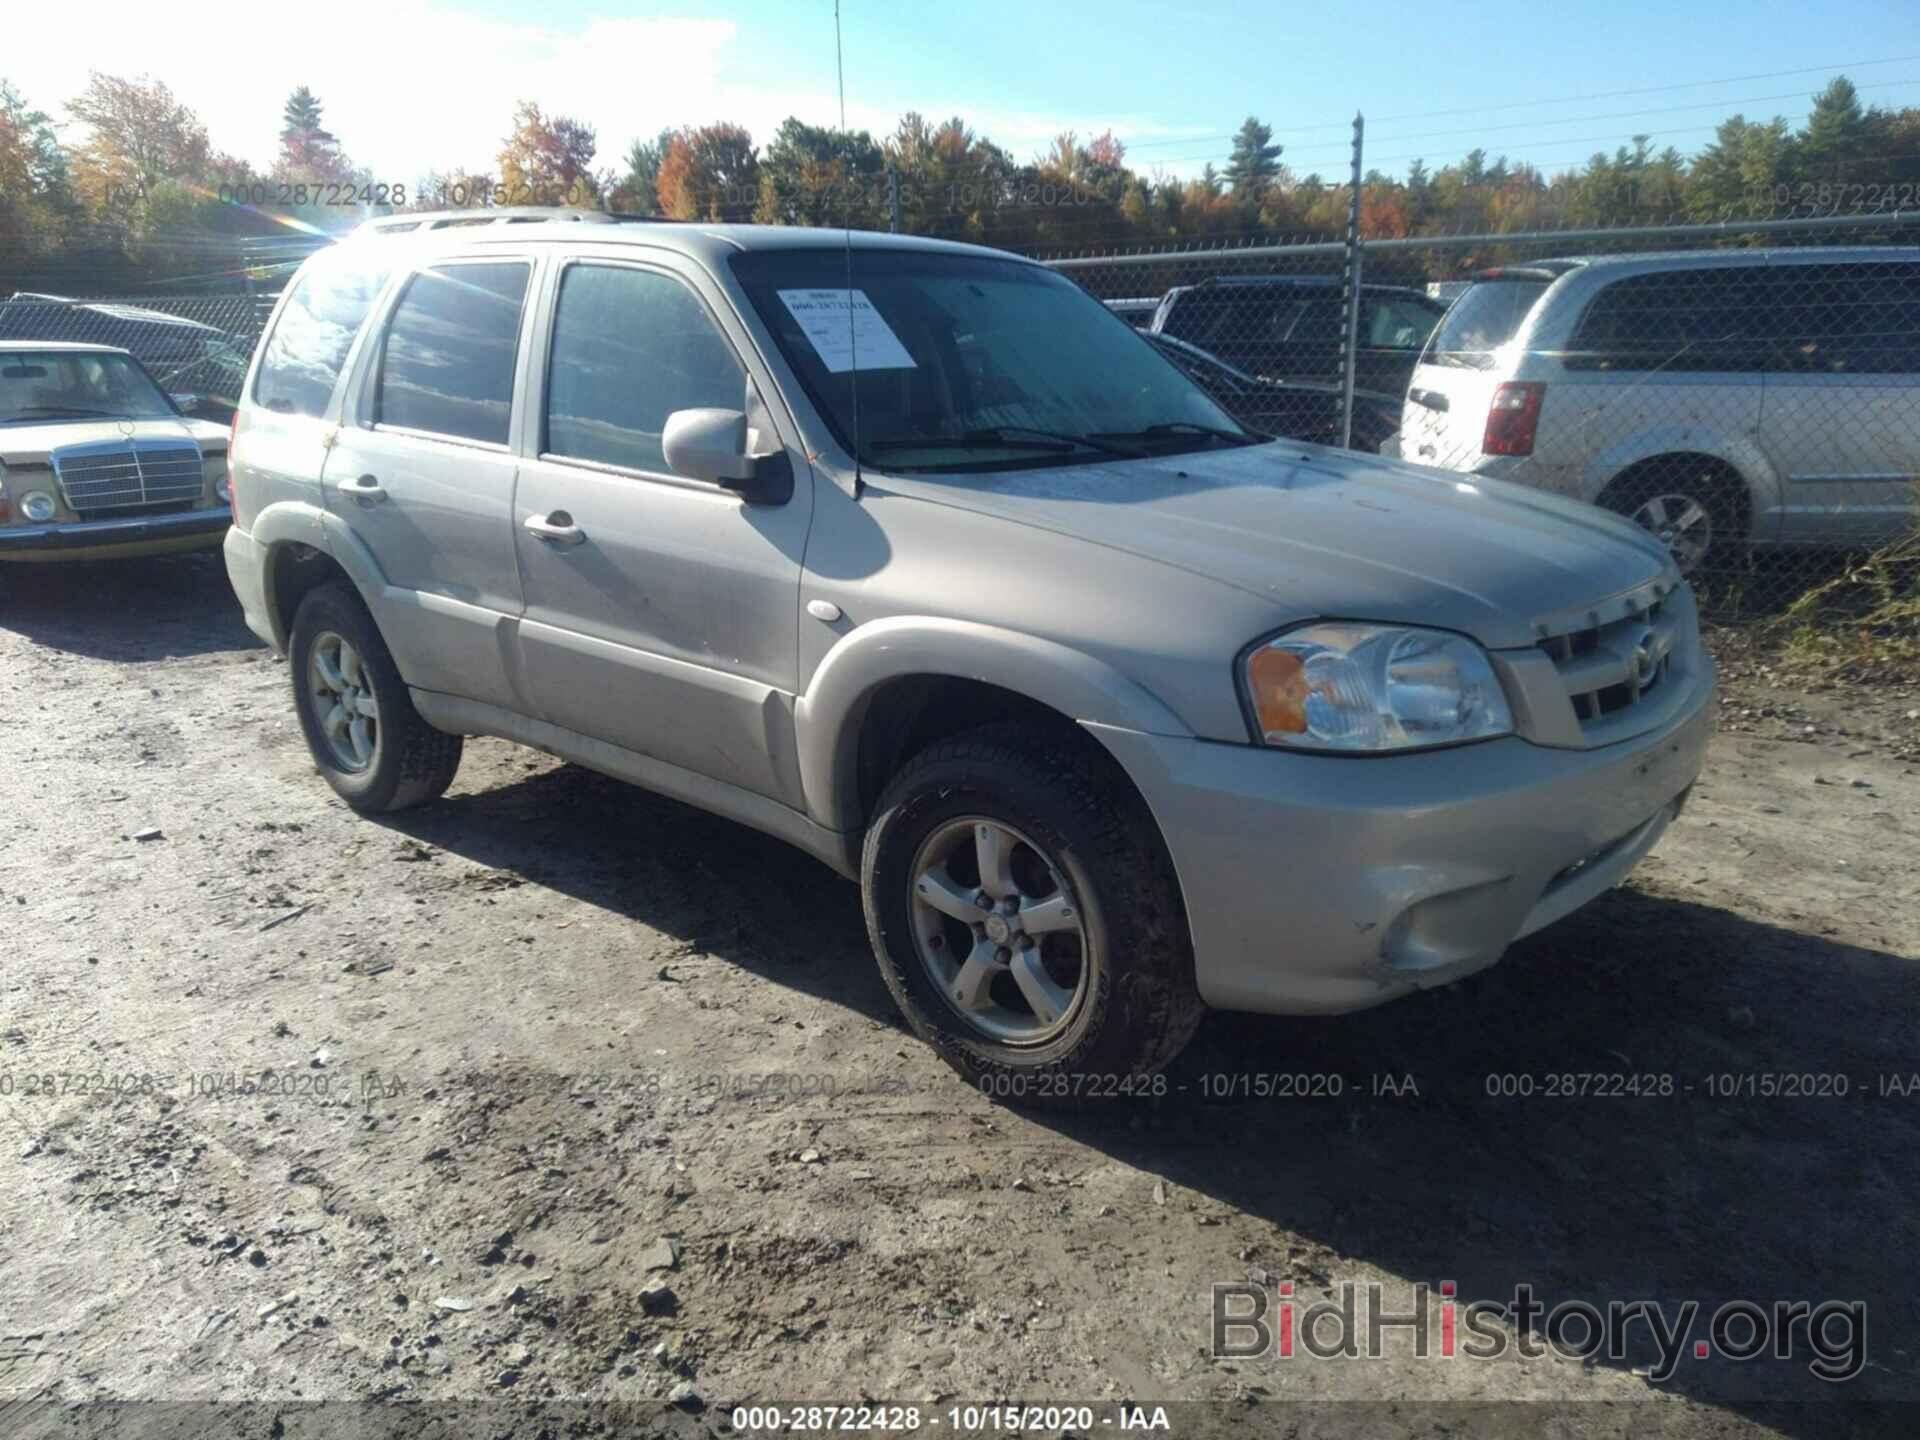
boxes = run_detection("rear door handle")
[524,511,585,546]
[340,473,384,498]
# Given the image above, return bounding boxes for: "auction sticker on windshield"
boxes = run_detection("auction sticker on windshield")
[778,288,917,372]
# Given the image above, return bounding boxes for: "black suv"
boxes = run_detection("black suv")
[1148,276,1444,396]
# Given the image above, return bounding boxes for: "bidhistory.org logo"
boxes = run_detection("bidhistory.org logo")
[1211,1280,1866,1383]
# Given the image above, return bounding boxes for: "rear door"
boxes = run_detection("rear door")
[1758,259,1920,545]
[241,246,394,531]
[321,257,535,711]
[509,253,813,804]
[1402,274,1553,470]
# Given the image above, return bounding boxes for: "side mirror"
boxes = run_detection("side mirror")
[662,407,792,504]
[170,392,201,413]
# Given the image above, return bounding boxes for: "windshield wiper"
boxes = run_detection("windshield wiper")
[1093,421,1259,448]
[2,406,123,422]
[867,426,1143,459]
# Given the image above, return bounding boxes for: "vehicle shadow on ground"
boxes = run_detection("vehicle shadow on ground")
[1054,888,1920,1433]
[378,762,1917,1433]
[375,760,901,1024]
[0,551,260,660]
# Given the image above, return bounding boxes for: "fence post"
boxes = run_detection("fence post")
[1339,111,1365,450]
[887,166,901,233]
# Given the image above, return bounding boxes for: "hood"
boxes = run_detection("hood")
[0,414,225,467]
[870,442,1675,650]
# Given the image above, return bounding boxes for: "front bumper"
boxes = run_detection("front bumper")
[1088,656,1714,1016]
[0,507,229,560]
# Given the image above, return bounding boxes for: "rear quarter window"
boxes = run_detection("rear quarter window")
[252,250,393,418]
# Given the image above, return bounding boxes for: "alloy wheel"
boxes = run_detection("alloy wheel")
[908,817,1091,1044]
[307,631,380,773]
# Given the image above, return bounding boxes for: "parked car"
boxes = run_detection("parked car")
[1102,296,1160,328]
[0,293,252,422]
[0,342,231,562]
[1397,248,1920,571]
[1144,331,1404,453]
[1148,275,1445,394]
[225,217,1710,1094]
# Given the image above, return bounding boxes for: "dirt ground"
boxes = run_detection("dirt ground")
[3,552,1919,1440]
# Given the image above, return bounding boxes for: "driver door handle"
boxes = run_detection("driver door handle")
[524,511,585,546]
[340,473,384,498]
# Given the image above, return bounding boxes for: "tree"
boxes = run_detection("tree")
[754,118,883,227]
[1224,117,1282,196]
[276,85,351,182]
[655,123,758,221]
[67,72,212,206]
[1797,76,1871,182]
[497,100,601,207]
[610,131,672,215]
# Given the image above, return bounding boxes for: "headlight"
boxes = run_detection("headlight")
[214,472,231,503]
[21,490,57,523]
[1242,622,1514,752]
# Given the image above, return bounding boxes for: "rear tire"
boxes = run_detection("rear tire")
[861,722,1204,1106]
[1599,459,1749,576]
[288,580,462,813]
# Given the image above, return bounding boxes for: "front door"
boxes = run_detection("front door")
[510,256,813,804]
[322,257,535,711]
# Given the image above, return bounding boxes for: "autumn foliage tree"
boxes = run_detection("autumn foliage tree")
[498,100,603,207]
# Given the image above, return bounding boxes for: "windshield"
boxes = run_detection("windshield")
[1422,277,1551,369]
[0,350,177,424]
[731,249,1253,472]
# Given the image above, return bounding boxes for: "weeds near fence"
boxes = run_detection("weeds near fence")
[1767,514,1920,682]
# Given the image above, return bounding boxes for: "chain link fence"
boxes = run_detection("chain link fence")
[1038,214,1920,622]
[0,292,271,420]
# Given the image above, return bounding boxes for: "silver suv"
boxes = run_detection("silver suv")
[1399,247,1920,572]
[224,212,1712,1093]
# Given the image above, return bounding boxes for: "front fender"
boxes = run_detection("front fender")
[794,615,1194,832]
[1582,425,1781,536]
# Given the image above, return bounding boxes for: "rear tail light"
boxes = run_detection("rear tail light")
[1482,382,1544,457]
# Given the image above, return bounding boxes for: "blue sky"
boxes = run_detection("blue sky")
[13,0,1920,183]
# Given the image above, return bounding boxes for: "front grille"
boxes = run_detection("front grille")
[1537,595,1677,729]
[51,439,205,520]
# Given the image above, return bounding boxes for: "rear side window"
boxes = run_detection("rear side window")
[1424,278,1550,368]
[1766,262,1920,374]
[1567,267,1771,373]
[543,264,745,474]
[1364,296,1441,351]
[253,250,392,417]
[374,262,529,444]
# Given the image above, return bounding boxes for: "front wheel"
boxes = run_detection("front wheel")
[861,724,1204,1103]
[288,580,463,813]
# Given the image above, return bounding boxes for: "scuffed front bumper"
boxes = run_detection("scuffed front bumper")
[1088,655,1714,1016]
[0,508,229,561]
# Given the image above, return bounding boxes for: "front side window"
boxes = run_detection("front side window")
[254,247,392,418]
[375,262,530,445]
[732,249,1249,474]
[0,350,177,424]
[544,264,746,473]
[1365,297,1441,351]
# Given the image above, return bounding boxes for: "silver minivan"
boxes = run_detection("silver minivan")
[224,212,1711,1096]
[1399,247,1920,572]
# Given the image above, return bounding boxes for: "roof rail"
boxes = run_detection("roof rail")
[353,207,679,237]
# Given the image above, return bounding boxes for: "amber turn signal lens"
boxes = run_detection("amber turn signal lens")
[1247,645,1308,736]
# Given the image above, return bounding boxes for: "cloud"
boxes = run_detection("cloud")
[11,0,1222,184]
